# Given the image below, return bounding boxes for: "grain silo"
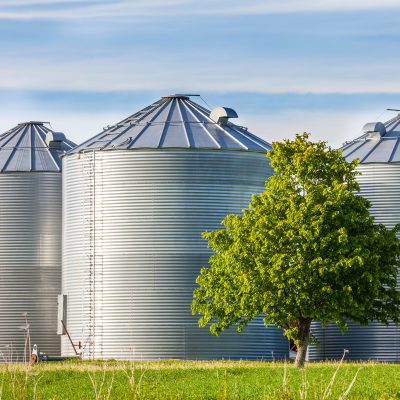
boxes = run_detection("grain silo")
[309,115,400,362]
[61,94,289,360]
[0,121,75,362]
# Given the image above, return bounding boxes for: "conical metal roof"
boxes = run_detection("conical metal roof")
[342,113,400,163]
[0,121,76,172]
[69,95,271,154]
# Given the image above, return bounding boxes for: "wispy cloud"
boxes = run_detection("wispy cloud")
[0,53,398,95]
[1,0,400,20]
[0,0,106,6]
[0,0,397,146]
[0,2,397,96]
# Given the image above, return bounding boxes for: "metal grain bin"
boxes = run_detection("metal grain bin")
[0,122,75,362]
[309,115,400,361]
[62,95,289,360]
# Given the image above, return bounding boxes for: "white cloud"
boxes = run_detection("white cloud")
[0,0,102,5]
[217,0,400,15]
[0,54,398,95]
[0,0,400,20]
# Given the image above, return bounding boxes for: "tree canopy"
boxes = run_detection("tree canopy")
[192,133,400,366]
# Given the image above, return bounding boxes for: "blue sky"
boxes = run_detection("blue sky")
[1,0,400,147]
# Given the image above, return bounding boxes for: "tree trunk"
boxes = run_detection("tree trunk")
[294,320,311,368]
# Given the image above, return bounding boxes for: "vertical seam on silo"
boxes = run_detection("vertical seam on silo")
[385,116,400,132]
[2,125,29,172]
[67,104,155,153]
[98,115,148,151]
[183,101,221,149]
[187,101,248,150]
[99,102,170,150]
[0,126,21,148]
[158,98,176,148]
[228,124,269,150]
[93,150,96,358]
[177,98,192,148]
[343,141,369,159]
[126,99,171,149]
[36,125,61,171]
[29,124,34,171]
[360,139,386,163]
[0,127,20,171]
[186,98,209,114]
[388,137,400,162]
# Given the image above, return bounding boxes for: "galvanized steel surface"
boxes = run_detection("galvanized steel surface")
[309,162,400,361]
[309,322,400,361]
[342,113,400,163]
[0,122,75,172]
[69,96,271,154]
[0,173,62,361]
[62,149,288,360]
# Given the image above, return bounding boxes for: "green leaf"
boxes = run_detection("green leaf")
[192,133,400,349]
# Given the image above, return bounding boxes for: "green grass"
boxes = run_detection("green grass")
[0,359,399,399]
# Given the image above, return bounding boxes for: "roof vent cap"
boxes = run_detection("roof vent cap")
[210,107,238,126]
[362,122,386,139]
[46,131,66,149]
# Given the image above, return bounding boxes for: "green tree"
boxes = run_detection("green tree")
[192,133,400,367]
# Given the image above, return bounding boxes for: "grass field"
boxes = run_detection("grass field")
[0,359,399,399]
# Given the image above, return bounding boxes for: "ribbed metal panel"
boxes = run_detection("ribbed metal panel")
[0,122,75,172]
[0,173,61,361]
[62,149,288,360]
[341,113,400,164]
[69,96,271,154]
[309,163,400,361]
[309,322,400,361]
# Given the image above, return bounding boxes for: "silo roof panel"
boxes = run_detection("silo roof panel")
[341,140,362,156]
[2,127,26,148]
[342,114,400,163]
[161,123,190,148]
[343,140,377,163]
[5,148,31,171]
[0,122,75,172]
[362,138,397,163]
[384,118,400,135]
[177,101,218,148]
[388,138,400,162]
[69,95,271,154]
[0,148,13,171]
[185,121,219,148]
[204,124,244,149]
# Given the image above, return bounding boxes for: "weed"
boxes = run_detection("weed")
[0,359,397,399]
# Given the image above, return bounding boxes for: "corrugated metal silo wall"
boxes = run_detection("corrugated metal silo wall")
[62,149,289,360]
[309,163,400,361]
[0,173,61,362]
